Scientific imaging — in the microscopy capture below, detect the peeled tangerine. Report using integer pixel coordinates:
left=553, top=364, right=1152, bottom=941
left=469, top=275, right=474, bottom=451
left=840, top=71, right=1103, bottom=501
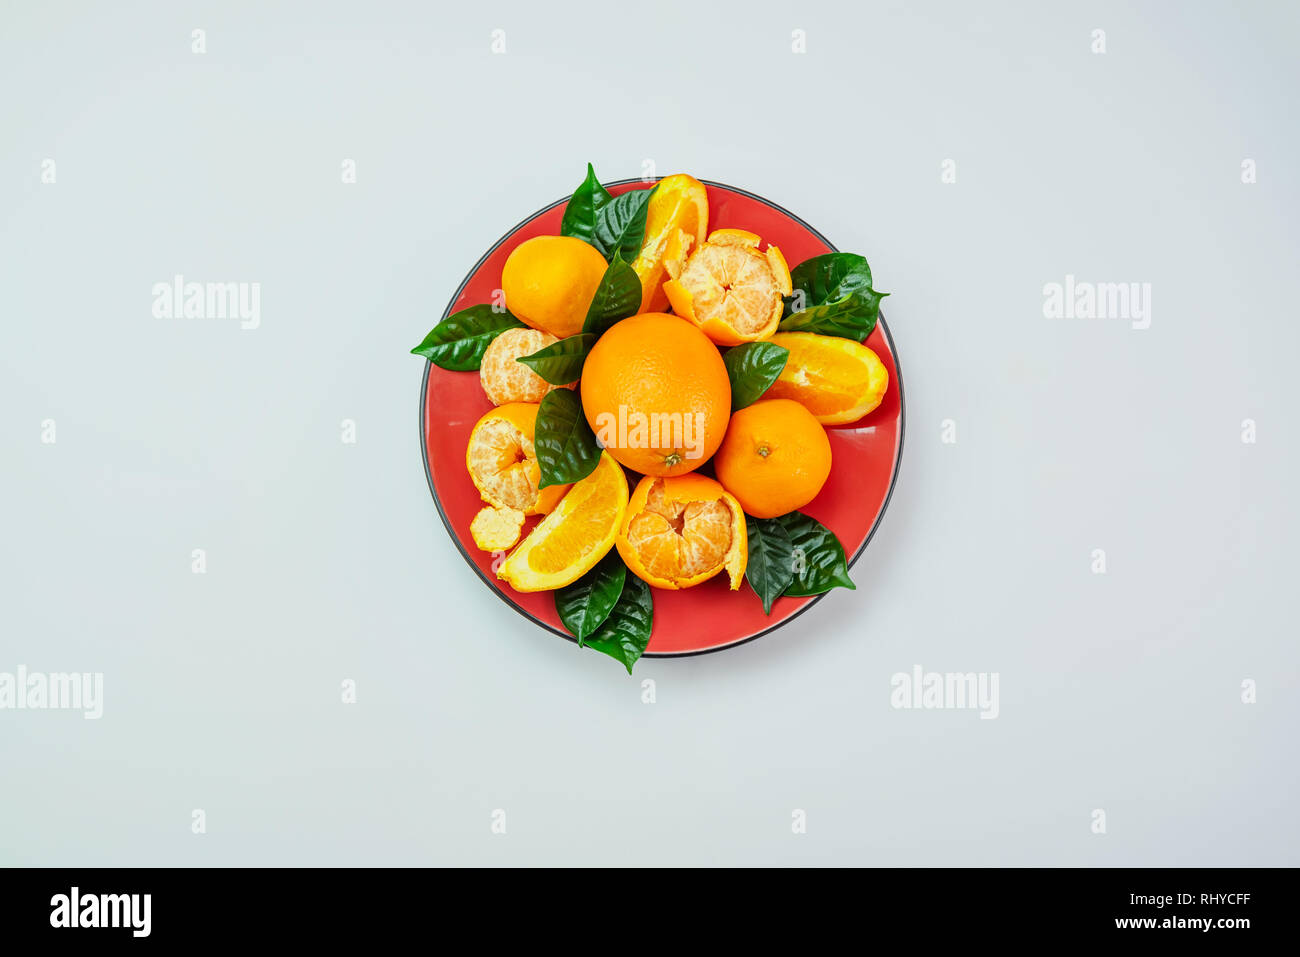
left=497, top=452, right=629, bottom=592
left=616, top=475, right=747, bottom=590
left=663, top=229, right=792, bottom=346
left=465, top=404, right=568, bottom=551
left=480, top=328, right=565, bottom=404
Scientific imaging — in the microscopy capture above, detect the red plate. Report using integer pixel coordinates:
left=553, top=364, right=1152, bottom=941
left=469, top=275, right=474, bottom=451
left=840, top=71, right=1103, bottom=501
left=419, top=180, right=904, bottom=656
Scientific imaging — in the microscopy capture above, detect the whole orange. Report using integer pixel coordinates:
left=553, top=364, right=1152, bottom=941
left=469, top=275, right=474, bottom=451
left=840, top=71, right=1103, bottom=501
left=714, top=398, right=832, bottom=518
left=501, top=236, right=608, bottom=339
left=580, top=313, right=731, bottom=477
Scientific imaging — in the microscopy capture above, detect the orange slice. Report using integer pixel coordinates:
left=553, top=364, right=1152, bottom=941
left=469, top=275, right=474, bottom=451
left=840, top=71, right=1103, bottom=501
left=616, top=474, right=747, bottom=590
left=766, top=332, right=890, bottom=425
left=465, top=403, right=568, bottom=515
left=497, top=451, right=629, bottom=592
left=663, top=229, right=791, bottom=346
left=480, top=327, right=565, bottom=404
left=470, top=505, right=525, bottom=551
left=631, top=174, right=709, bottom=313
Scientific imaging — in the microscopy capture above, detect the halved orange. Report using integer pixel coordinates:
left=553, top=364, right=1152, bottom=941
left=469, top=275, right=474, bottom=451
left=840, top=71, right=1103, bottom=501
left=766, top=332, right=890, bottom=425
left=497, top=451, right=630, bottom=592
left=631, top=174, right=709, bottom=313
left=662, top=229, right=791, bottom=346
left=465, top=403, right=568, bottom=515
left=616, top=474, right=746, bottom=590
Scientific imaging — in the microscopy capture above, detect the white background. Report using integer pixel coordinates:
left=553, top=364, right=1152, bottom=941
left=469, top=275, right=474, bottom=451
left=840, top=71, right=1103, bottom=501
left=1, top=0, right=1296, bottom=865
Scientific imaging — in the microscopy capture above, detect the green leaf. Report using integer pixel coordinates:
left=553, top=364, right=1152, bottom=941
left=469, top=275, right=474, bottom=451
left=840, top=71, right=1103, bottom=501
left=778, top=289, right=888, bottom=340
left=583, top=573, right=653, bottom=673
left=582, top=252, right=642, bottom=335
left=745, top=516, right=795, bottom=614
left=789, top=252, right=875, bottom=304
left=534, top=389, right=602, bottom=489
left=780, top=252, right=889, bottom=341
left=555, top=551, right=627, bottom=646
left=594, top=187, right=654, bottom=262
left=410, top=305, right=524, bottom=371
left=778, top=512, right=855, bottom=597
left=724, top=342, right=789, bottom=411
left=559, top=163, right=613, bottom=250
left=517, top=333, right=595, bottom=385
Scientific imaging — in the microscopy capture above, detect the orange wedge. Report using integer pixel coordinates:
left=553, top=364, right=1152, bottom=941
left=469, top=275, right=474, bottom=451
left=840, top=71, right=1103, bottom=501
left=631, top=174, right=709, bottom=313
left=663, top=229, right=791, bottom=346
left=616, top=474, right=746, bottom=590
left=497, top=451, right=629, bottom=592
left=465, top=403, right=568, bottom=515
left=765, top=332, right=890, bottom=425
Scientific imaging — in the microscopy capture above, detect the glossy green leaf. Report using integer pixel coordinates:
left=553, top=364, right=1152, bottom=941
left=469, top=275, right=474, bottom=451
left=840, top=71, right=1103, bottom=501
left=745, top=516, right=795, bottom=614
left=517, top=333, right=594, bottom=385
left=778, top=512, right=855, bottom=597
left=778, top=289, right=888, bottom=340
left=723, top=342, right=789, bottom=411
left=789, top=253, right=875, bottom=304
left=410, top=305, right=524, bottom=371
left=781, top=252, right=888, bottom=341
left=534, top=389, right=601, bottom=489
left=582, top=251, right=642, bottom=335
left=559, top=163, right=613, bottom=249
left=583, top=573, right=653, bottom=673
left=556, top=551, right=627, bottom=646
left=594, top=187, right=654, bottom=262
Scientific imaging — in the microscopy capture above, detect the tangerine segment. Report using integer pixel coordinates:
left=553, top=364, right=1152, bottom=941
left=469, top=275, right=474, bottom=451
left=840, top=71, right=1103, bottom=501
left=765, top=333, right=890, bottom=425
left=631, top=174, right=709, bottom=313
left=714, top=398, right=832, bottom=519
left=662, top=229, right=792, bottom=346
left=465, top=403, right=568, bottom=516
left=501, top=235, right=608, bottom=339
left=617, top=474, right=747, bottom=590
left=497, top=452, right=629, bottom=592
left=470, top=505, right=525, bottom=551
left=480, top=328, right=563, bottom=405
